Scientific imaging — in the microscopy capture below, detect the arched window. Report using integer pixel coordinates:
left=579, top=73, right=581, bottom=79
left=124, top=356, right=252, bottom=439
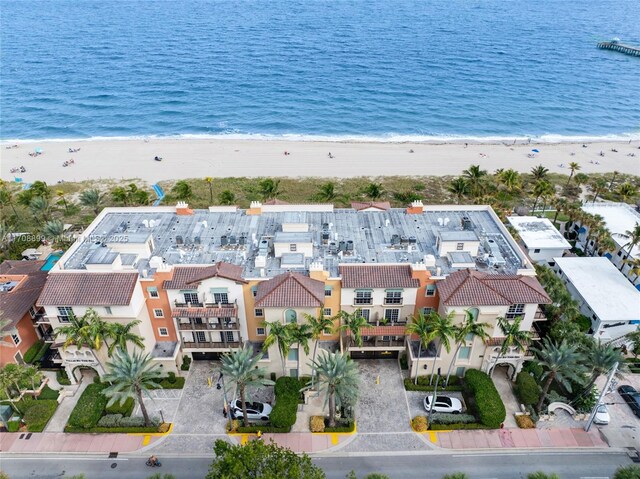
left=468, top=308, right=479, bottom=321
left=285, top=309, right=297, bottom=323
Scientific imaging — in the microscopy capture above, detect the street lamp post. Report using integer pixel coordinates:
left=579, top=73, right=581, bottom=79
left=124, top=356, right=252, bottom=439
left=585, top=361, right=618, bottom=432
left=217, top=371, right=232, bottom=430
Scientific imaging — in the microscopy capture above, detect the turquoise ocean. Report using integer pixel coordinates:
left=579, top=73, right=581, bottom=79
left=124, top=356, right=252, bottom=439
left=1, top=0, right=639, bottom=141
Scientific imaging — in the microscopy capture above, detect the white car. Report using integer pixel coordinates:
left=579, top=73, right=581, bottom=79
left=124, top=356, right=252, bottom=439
left=593, top=404, right=610, bottom=425
left=423, top=395, right=463, bottom=414
left=231, top=400, right=272, bottom=421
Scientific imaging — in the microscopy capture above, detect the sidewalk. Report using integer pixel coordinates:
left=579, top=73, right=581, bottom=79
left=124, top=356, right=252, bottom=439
left=230, top=431, right=355, bottom=453
left=0, top=432, right=161, bottom=454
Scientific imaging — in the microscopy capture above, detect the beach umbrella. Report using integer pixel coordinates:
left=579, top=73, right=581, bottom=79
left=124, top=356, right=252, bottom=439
left=35, top=147, right=43, bottom=153
left=531, top=149, right=539, bottom=153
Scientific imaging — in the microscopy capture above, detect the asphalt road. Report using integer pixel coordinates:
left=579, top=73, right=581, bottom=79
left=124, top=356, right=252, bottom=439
left=0, top=451, right=634, bottom=479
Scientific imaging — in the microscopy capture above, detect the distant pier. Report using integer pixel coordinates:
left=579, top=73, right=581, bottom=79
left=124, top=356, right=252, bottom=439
left=597, top=41, right=640, bottom=57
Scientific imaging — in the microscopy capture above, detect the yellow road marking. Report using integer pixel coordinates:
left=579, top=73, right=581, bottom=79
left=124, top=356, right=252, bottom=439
left=142, top=435, right=151, bottom=446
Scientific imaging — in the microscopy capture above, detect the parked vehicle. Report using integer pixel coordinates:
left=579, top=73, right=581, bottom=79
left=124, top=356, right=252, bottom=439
left=593, top=405, right=610, bottom=425
left=617, top=385, right=640, bottom=417
left=423, top=395, right=463, bottom=414
left=230, top=399, right=272, bottom=421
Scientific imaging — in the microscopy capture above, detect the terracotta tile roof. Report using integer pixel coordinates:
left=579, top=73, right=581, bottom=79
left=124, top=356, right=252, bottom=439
left=255, top=272, right=325, bottom=307
left=351, top=201, right=391, bottom=211
left=38, top=273, right=138, bottom=306
left=163, top=263, right=246, bottom=289
left=0, top=261, right=48, bottom=330
left=340, top=265, right=419, bottom=289
left=438, top=269, right=551, bottom=307
left=346, top=326, right=407, bottom=336
left=172, top=307, right=238, bottom=318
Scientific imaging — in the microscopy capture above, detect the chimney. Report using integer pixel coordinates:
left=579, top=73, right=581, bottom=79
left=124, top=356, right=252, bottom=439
left=248, top=201, right=262, bottom=216
left=176, top=201, right=194, bottom=216
left=309, top=261, right=328, bottom=280
left=406, top=200, right=424, bottom=215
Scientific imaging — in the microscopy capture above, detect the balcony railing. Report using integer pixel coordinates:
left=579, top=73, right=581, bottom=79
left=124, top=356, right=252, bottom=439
left=174, top=302, right=204, bottom=308
left=354, top=338, right=405, bottom=348
left=178, top=321, right=239, bottom=331
left=383, top=298, right=403, bottom=305
left=534, top=308, right=547, bottom=321
left=35, top=316, right=51, bottom=324
left=174, top=300, right=237, bottom=308
left=182, top=341, right=241, bottom=350
left=354, top=298, right=373, bottom=305
left=41, top=333, right=55, bottom=342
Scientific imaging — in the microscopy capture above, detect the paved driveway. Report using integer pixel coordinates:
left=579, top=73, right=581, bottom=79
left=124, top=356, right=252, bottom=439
left=406, top=390, right=467, bottom=421
left=595, top=373, right=640, bottom=448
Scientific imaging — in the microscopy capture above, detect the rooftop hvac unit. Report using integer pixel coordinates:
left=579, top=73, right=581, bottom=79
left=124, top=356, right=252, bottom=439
left=229, top=235, right=237, bottom=245
left=176, top=235, right=184, bottom=245
left=194, top=236, right=201, bottom=245
left=391, top=234, right=400, bottom=245
left=322, top=231, right=330, bottom=244
left=409, top=236, right=417, bottom=243
left=322, top=223, right=329, bottom=230
left=462, top=216, right=474, bottom=230
left=239, top=235, right=246, bottom=245
left=221, top=235, right=228, bottom=246
left=400, top=235, right=409, bottom=244
left=329, top=242, right=338, bottom=254
left=437, top=218, right=444, bottom=226
left=338, top=241, right=346, bottom=252
left=346, top=240, right=354, bottom=251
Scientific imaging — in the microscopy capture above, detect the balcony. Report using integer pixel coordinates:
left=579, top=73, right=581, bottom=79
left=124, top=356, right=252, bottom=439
left=534, top=307, right=547, bottom=321
left=360, top=338, right=405, bottom=348
left=182, top=341, right=241, bottom=350
left=353, top=298, right=373, bottom=306
left=178, top=320, right=239, bottom=331
left=172, top=303, right=238, bottom=319
left=42, top=333, right=55, bottom=343
left=35, top=316, right=52, bottom=324
left=383, top=298, right=403, bottom=305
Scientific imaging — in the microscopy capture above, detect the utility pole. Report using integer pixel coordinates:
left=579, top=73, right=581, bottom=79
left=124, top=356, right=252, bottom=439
left=217, top=371, right=232, bottom=431
left=585, top=361, right=618, bottom=432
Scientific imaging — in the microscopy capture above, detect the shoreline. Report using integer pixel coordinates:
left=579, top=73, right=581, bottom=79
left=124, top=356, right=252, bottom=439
left=2, top=137, right=639, bottom=184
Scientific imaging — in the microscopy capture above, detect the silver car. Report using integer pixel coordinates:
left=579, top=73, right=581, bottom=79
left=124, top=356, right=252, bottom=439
left=593, top=405, right=610, bottom=425
left=423, top=395, right=463, bottom=414
left=231, top=399, right=272, bottom=421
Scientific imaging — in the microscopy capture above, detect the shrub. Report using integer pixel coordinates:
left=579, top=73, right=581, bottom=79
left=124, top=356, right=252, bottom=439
left=105, top=397, right=134, bottom=416
left=323, top=419, right=355, bottom=433
left=37, top=385, right=60, bottom=401
left=180, top=355, right=191, bottom=371
left=575, top=315, right=591, bottom=333
left=515, top=372, right=540, bottom=407
left=430, top=423, right=486, bottom=430
left=399, top=353, right=408, bottom=370
left=158, top=376, right=185, bottom=389
left=527, top=473, right=560, bottom=479
left=404, top=376, right=463, bottom=392
left=118, top=416, right=149, bottom=427
left=411, top=416, right=428, bottom=432
left=167, top=372, right=177, bottom=384
left=464, top=370, right=506, bottom=429
left=93, top=375, right=101, bottom=384
left=522, top=361, right=543, bottom=380
left=310, top=416, right=325, bottom=433
left=443, top=474, right=469, bottom=479
left=56, top=369, right=71, bottom=386
left=67, top=383, right=108, bottom=429
left=33, top=343, right=51, bottom=363
left=515, top=414, right=535, bottom=429
left=23, top=341, right=45, bottom=364
left=7, top=420, right=21, bottom=432
left=23, top=400, right=58, bottom=432
left=270, top=377, right=301, bottom=429
left=613, top=465, right=640, bottom=479
left=430, top=413, right=476, bottom=425
left=97, top=414, right=123, bottom=427
left=158, top=422, right=171, bottom=433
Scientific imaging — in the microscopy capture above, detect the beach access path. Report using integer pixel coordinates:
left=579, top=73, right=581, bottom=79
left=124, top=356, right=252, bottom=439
left=2, top=138, right=639, bottom=184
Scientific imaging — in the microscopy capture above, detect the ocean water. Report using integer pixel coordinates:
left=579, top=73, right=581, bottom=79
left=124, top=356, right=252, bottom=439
left=1, top=0, right=639, bottom=141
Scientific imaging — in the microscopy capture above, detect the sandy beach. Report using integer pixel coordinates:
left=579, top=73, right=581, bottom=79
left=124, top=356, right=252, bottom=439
left=1, top=138, right=639, bottom=184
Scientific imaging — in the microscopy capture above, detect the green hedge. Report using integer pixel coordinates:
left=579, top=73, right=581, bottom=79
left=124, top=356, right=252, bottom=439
left=515, top=373, right=540, bottom=407
left=33, top=343, right=51, bottom=364
left=180, top=355, right=191, bottom=371
left=236, top=425, right=291, bottom=433
left=158, top=377, right=185, bottom=389
left=67, top=383, right=108, bottom=429
left=37, top=385, right=60, bottom=401
left=404, top=376, right=463, bottom=392
left=324, top=419, right=355, bottom=433
left=464, top=370, right=506, bottom=429
left=270, top=377, right=301, bottom=429
left=56, top=369, right=72, bottom=386
left=23, top=400, right=58, bottom=432
left=430, top=413, right=477, bottom=425
left=23, top=341, right=45, bottom=364
left=65, top=426, right=160, bottom=433
left=430, top=422, right=486, bottom=430
left=105, top=397, right=134, bottom=416
left=399, top=353, right=409, bottom=370
left=7, top=420, right=21, bottom=432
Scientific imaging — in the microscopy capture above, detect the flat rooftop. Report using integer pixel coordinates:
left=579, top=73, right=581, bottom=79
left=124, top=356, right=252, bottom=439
left=582, top=203, right=640, bottom=257
left=554, top=257, right=640, bottom=323
left=507, top=216, right=571, bottom=250
left=61, top=205, right=530, bottom=279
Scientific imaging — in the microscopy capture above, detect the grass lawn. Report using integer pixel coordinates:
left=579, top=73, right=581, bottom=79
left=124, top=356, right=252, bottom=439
left=543, top=210, right=570, bottom=222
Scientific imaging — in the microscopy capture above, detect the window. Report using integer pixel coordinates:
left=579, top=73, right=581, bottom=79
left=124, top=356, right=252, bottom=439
left=506, top=304, right=525, bottom=319
left=153, top=308, right=164, bottom=318
left=354, top=290, right=372, bottom=305
left=290, top=244, right=297, bottom=252
left=384, top=309, right=400, bottom=322
left=251, top=286, right=258, bottom=297
left=455, top=367, right=466, bottom=377
left=158, top=327, right=169, bottom=337
left=57, top=306, right=73, bottom=322
left=358, top=309, right=370, bottom=321
left=255, top=308, right=264, bottom=317
left=425, top=284, right=437, bottom=297
left=147, top=287, right=159, bottom=298
left=458, top=346, right=471, bottom=360
left=11, top=333, right=21, bottom=346
left=224, top=331, right=235, bottom=343
left=323, top=308, right=332, bottom=317
left=465, top=333, right=475, bottom=342
left=257, top=327, right=266, bottom=336
left=288, top=348, right=299, bottom=361
left=183, top=292, right=199, bottom=304
left=324, top=286, right=333, bottom=297
left=285, top=309, right=297, bottom=323
left=195, top=331, right=207, bottom=343
left=533, top=249, right=541, bottom=253
left=213, top=292, right=229, bottom=304
left=104, top=306, right=112, bottom=315
left=456, top=242, right=464, bottom=251
left=468, top=308, right=479, bottom=321
left=384, top=290, right=403, bottom=304
left=29, top=306, right=37, bottom=318
left=421, top=307, right=433, bottom=315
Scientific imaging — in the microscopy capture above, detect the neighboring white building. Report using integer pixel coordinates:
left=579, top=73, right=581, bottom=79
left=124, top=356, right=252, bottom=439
left=507, top=216, right=570, bottom=265
left=554, top=257, right=640, bottom=342
left=578, top=202, right=640, bottom=289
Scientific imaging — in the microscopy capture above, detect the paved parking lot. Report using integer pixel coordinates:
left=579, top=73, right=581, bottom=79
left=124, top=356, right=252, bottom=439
left=406, top=390, right=467, bottom=421
left=594, top=374, right=640, bottom=448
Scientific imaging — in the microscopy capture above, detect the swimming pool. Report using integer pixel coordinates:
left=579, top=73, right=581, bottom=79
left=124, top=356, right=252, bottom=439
left=41, top=252, right=62, bottom=271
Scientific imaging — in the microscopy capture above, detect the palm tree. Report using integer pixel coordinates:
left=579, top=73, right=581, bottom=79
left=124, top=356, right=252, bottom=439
left=566, top=162, right=581, bottom=186
left=425, top=311, right=456, bottom=384
left=588, top=178, right=607, bottom=204
left=444, top=310, right=490, bottom=386
left=56, top=190, right=69, bottom=214
left=530, top=165, right=549, bottom=181
left=79, top=188, right=104, bottom=214
left=262, top=321, right=293, bottom=377
left=539, top=183, right=556, bottom=216
left=582, top=340, right=624, bottom=395
left=218, top=190, right=236, bottom=205
left=258, top=178, right=281, bottom=200
left=573, top=173, right=589, bottom=187
left=24, top=365, right=42, bottom=392
left=551, top=197, right=568, bottom=224
left=608, top=170, right=619, bottom=190
left=0, top=188, right=19, bottom=218
left=626, top=329, right=640, bottom=358
left=406, top=312, right=433, bottom=385
left=106, top=320, right=145, bottom=357
left=462, top=165, right=487, bottom=197
left=29, top=196, right=50, bottom=223
left=304, top=311, right=335, bottom=388
left=316, top=182, right=337, bottom=201
left=498, top=169, right=521, bottom=193
left=308, top=351, right=360, bottom=427
left=620, top=223, right=640, bottom=263
left=624, top=257, right=640, bottom=281
left=220, top=344, right=274, bottom=427
left=42, top=219, right=64, bottom=241
left=531, top=338, right=586, bottom=412
left=111, top=186, right=129, bottom=205
left=55, top=309, right=108, bottom=373
left=531, top=180, right=552, bottom=213
left=205, top=177, right=214, bottom=204
left=290, top=323, right=313, bottom=379
left=102, top=349, right=163, bottom=427
left=490, top=316, right=531, bottom=377
left=363, top=182, right=384, bottom=200
left=29, top=181, right=50, bottom=199
left=172, top=180, right=193, bottom=201
left=447, top=178, right=469, bottom=204
left=339, top=310, right=369, bottom=348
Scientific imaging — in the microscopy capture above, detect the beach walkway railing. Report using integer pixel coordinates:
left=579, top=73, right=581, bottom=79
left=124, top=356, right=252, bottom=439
left=597, top=41, right=640, bottom=57
left=152, top=183, right=165, bottom=206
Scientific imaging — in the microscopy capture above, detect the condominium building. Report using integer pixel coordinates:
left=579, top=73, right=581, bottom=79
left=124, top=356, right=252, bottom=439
left=40, top=200, right=550, bottom=379
left=507, top=216, right=570, bottom=265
